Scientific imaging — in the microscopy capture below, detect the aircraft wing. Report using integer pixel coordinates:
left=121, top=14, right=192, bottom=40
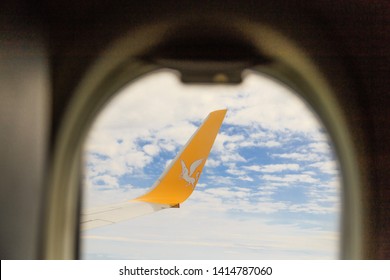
left=81, top=109, right=227, bottom=230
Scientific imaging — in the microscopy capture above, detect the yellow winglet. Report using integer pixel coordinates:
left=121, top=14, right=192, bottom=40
left=134, top=109, right=227, bottom=206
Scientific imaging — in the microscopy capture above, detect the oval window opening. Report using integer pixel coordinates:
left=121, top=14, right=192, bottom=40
left=81, top=70, right=341, bottom=259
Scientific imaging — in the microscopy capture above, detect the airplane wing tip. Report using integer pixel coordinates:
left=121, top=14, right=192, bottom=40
left=211, top=108, right=228, bottom=115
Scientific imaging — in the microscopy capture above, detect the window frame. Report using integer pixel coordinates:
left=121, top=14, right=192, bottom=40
left=43, top=21, right=364, bottom=260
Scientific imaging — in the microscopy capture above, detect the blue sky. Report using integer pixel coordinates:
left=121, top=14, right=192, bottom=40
left=81, top=71, right=340, bottom=259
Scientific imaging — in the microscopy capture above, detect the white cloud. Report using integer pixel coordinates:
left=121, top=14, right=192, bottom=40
left=226, top=168, right=247, bottom=176
left=237, top=175, right=254, bottom=182
left=309, top=142, right=333, bottom=154
left=142, top=144, right=160, bottom=156
left=241, top=139, right=282, bottom=148
left=81, top=208, right=338, bottom=259
left=205, top=175, right=235, bottom=186
left=273, top=152, right=321, bottom=162
left=225, top=163, right=250, bottom=178
left=159, top=141, right=176, bottom=152
left=90, top=174, right=119, bottom=189
left=262, top=174, right=318, bottom=184
left=212, top=133, right=245, bottom=152
left=82, top=184, right=146, bottom=209
left=310, top=160, right=339, bottom=175
left=220, top=153, right=247, bottom=163
left=205, top=158, right=221, bottom=168
left=288, top=203, right=338, bottom=214
left=244, top=163, right=300, bottom=173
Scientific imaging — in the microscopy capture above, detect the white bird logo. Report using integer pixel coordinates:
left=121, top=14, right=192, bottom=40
left=180, top=158, right=204, bottom=187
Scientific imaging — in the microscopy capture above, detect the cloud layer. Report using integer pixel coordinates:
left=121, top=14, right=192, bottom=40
left=81, top=71, right=341, bottom=259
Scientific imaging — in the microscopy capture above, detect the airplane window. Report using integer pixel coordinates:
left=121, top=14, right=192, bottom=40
left=80, top=70, right=340, bottom=259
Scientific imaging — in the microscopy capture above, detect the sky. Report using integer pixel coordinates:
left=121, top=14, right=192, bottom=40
left=80, top=70, right=340, bottom=259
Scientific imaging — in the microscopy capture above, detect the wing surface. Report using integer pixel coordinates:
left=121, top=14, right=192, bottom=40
left=81, top=201, right=171, bottom=230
